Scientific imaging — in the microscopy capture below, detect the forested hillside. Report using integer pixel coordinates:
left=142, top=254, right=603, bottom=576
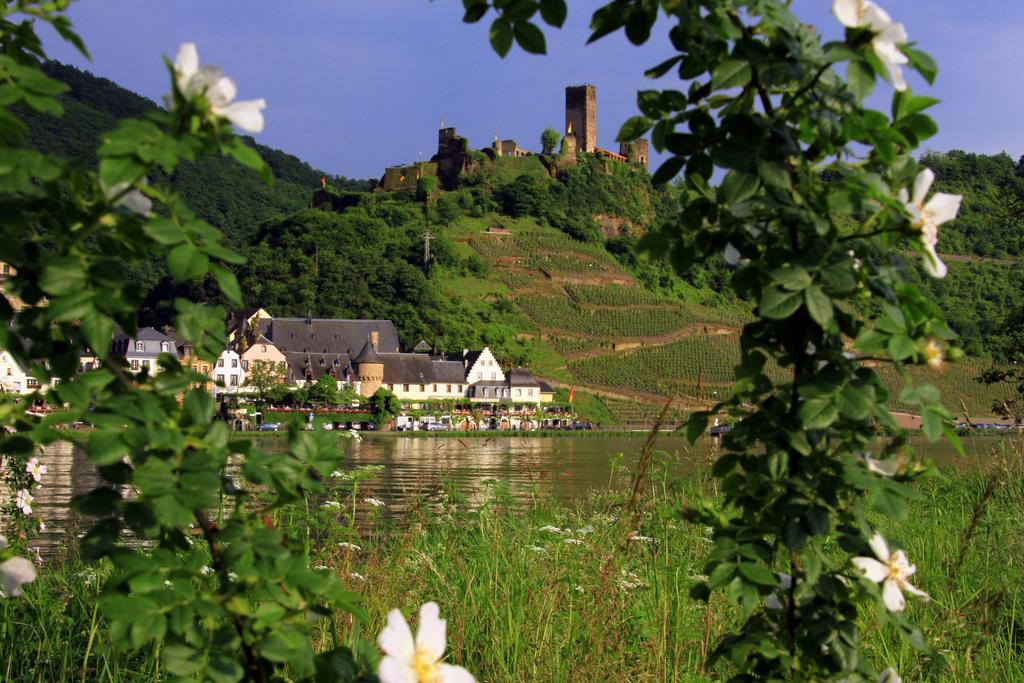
left=17, top=61, right=1023, bottom=420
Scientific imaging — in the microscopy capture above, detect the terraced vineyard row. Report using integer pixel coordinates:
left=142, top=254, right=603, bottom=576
left=547, top=336, right=609, bottom=357
left=470, top=229, right=620, bottom=264
left=572, top=337, right=1011, bottom=416
left=564, top=283, right=667, bottom=307
left=517, top=295, right=709, bottom=339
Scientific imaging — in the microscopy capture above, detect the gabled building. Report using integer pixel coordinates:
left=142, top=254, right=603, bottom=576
left=212, top=349, right=244, bottom=396
left=0, top=349, right=29, bottom=394
left=109, top=327, right=179, bottom=376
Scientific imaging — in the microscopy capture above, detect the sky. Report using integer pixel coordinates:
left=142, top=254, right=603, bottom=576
left=38, top=1, right=1024, bottom=180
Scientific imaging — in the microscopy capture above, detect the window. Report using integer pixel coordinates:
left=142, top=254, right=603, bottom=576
left=516, top=389, right=521, bottom=397
left=387, top=384, right=394, bottom=391
left=191, top=364, right=198, bottom=372
left=130, top=360, right=139, bottom=371
left=229, top=375, right=238, bottom=386
left=1, top=265, right=8, bottom=274
left=141, top=360, right=150, bottom=368
left=201, top=365, right=209, bottom=374
left=216, top=374, right=224, bottom=383
left=135, top=341, right=144, bottom=352
left=490, top=372, right=496, bottom=380
left=403, top=384, right=410, bottom=392
left=160, top=342, right=169, bottom=352
left=5, top=368, right=9, bottom=376
left=419, top=384, right=425, bottom=392
left=446, top=384, right=452, bottom=393
left=458, top=385, right=463, bottom=393
left=231, top=358, right=238, bottom=368
left=433, top=384, right=437, bottom=392
left=217, top=359, right=224, bottom=367
left=242, top=360, right=249, bottom=370
left=26, top=378, right=38, bottom=388
left=261, top=345, right=267, bottom=352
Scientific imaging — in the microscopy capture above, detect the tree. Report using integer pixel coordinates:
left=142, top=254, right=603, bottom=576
left=368, top=387, right=401, bottom=425
left=307, top=373, right=340, bottom=407
left=979, top=307, right=1024, bottom=423
left=244, top=359, right=285, bottom=406
left=540, top=127, right=560, bottom=155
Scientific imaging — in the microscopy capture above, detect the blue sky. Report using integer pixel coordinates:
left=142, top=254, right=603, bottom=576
left=40, top=1, right=1024, bottom=179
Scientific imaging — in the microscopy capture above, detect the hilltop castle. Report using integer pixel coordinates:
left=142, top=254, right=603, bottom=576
left=378, top=84, right=649, bottom=192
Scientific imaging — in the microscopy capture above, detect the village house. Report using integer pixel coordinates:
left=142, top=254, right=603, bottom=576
left=212, top=348, right=244, bottom=396
left=109, top=327, right=179, bottom=376
left=0, top=349, right=29, bottom=394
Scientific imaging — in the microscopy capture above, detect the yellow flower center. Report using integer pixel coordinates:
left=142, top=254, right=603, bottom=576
left=413, top=649, right=442, bottom=683
left=924, top=340, right=943, bottom=369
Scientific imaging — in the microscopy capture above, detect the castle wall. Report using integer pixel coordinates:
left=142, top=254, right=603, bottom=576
left=619, top=138, right=650, bottom=169
left=565, top=85, right=597, bottom=153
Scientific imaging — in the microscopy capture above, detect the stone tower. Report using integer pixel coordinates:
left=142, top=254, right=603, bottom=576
left=354, top=335, right=384, bottom=398
left=562, top=122, right=577, bottom=157
left=565, top=85, right=597, bottom=154
left=619, top=138, right=650, bottom=169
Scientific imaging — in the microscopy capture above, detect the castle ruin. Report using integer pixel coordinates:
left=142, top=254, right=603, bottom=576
left=377, top=84, right=648, bottom=192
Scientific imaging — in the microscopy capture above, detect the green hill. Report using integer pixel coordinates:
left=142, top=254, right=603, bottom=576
left=17, top=62, right=1022, bottom=424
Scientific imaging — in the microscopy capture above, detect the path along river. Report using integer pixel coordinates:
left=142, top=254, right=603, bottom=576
left=16, top=432, right=1018, bottom=553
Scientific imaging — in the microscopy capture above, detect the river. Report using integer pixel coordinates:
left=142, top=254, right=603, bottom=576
left=16, top=432, right=1017, bottom=553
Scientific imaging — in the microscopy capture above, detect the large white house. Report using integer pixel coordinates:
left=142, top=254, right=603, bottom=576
left=0, top=350, right=29, bottom=394
left=212, top=349, right=245, bottom=396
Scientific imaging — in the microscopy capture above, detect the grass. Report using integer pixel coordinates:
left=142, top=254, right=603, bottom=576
left=3, top=441, right=1023, bottom=681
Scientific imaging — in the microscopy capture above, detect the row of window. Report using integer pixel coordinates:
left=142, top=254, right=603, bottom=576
left=386, top=383, right=464, bottom=394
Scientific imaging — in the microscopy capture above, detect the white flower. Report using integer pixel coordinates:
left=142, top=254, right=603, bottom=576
left=25, top=457, right=47, bottom=483
left=878, top=668, right=902, bottom=683
left=923, top=338, right=944, bottom=369
left=322, top=500, right=342, bottom=509
left=38, top=520, right=45, bottom=532
left=101, top=179, right=153, bottom=216
left=862, top=452, right=904, bottom=477
left=629, top=534, right=656, bottom=544
left=348, top=572, right=367, bottom=582
left=832, top=0, right=909, bottom=91
left=339, top=542, right=362, bottom=552
left=365, top=497, right=386, bottom=507
left=199, top=565, right=214, bottom=576
left=537, top=525, right=562, bottom=533
left=377, top=602, right=475, bottom=683
left=563, top=538, right=583, bottom=545
left=723, top=243, right=741, bottom=266
left=899, top=168, right=961, bottom=279
left=526, top=545, right=547, bottom=554
left=348, top=429, right=363, bottom=443
left=172, top=43, right=266, bottom=133
left=227, top=571, right=239, bottom=582
left=852, top=533, right=929, bottom=611
left=0, top=556, right=37, bottom=598
left=576, top=525, right=594, bottom=535
left=15, top=489, right=33, bottom=515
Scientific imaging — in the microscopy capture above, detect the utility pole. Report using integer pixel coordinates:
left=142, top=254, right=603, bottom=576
left=422, top=230, right=434, bottom=268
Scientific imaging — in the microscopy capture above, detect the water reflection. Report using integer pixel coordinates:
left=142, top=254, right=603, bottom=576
left=11, top=432, right=1014, bottom=554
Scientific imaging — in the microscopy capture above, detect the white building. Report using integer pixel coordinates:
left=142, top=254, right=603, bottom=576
left=212, top=349, right=245, bottom=396
left=0, top=350, right=29, bottom=394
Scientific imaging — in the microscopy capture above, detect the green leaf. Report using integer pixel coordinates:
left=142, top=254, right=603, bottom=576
left=39, top=257, right=87, bottom=296
left=88, top=431, right=129, bottom=466
left=770, top=265, right=811, bottom=292
left=513, top=21, right=547, bottom=54
left=738, top=562, right=777, bottom=587
left=759, top=287, right=803, bottom=319
left=904, top=46, right=937, bottom=84
left=888, top=334, right=914, bottom=361
left=539, top=0, right=567, bottom=27
left=921, top=406, right=945, bottom=441
left=99, top=155, right=143, bottom=188
left=617, top=115, right=651, bottom=143
left=847, top=60, right=876, bottom=100
left=651, top=156, right=684, bottom=186
left=719, top=170, right=760, bottom=205
left=163, top=644, right=204, bottom=676
left=757, top=159, right=790, bottom=190
left=712, top=60, right=752, bottom=90
left=489, top=17, right=513, bottom=57
left=80, top=311, right=114, bottom=360
left=799, top=397, right=838, bottom=429
left=210, top=263, right=242, bottom=304
left=838, top=384, right=871, bottom=420
left=167, top=244, right=210, bottom=280
left=227, top=140, right=272, bottom=184
left=804, top=285, right=834, bottom=326
left=142, top=218, right=186, bottom=246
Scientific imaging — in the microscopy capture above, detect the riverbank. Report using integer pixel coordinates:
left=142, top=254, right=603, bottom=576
left=3, top=452, right=1022, bottom=681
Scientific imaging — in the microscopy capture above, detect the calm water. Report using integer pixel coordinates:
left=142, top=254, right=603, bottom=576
left=17, top=433, right=1016, bottom=552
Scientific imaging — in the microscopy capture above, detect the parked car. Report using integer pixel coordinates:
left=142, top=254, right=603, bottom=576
left=362, top=421, right=378, bottom=431
left=256, top=422, right=281, bottom=432
left=570, top=422, right=594, bottom=431
left=709, top=424, right=730, bottom=436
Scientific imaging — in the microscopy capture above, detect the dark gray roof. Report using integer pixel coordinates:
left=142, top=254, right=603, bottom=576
left=284, top=351, right=354, bottom=383
left=379, top=353, right=435, bottom=384
left=538, top=381, right=554, bottom=393
left=413, top=340, right=432, bottom=353
left=269, top=318, right=399, bottom=356
left=470, top=380, right=506, bottom=387
left=508, top=368, right=540, bottom=387
left=431, top=360, right=467, bottom=383
left=112, top=326, right=172, bottom=343
left=353, top=337, right=381, bottom=364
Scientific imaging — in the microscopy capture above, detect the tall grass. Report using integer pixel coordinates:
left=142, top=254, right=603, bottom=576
left=2, top=444, right=1022, bottom=681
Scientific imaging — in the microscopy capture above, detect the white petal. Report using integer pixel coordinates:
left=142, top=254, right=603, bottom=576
left=775, top=572, right=793, bottom=591
left=852, top=557, right=888, bottom=583
left=878, top=668, right=902, bottom=683
left=868, top=533, right=890, bottom=562
left=882, top=578, right=906, bottom=611
left=216, top=99, right=266, bottom=134
left=765, top=594, right=784, bottom=610
left=118, top=190, right=153, bottom=217
left=832, top=0, right=863, bottom=28
left=863, top=2, right=893, bottom=31
left=925, top=192, right=962, bottom=226
left=440, top=664, right=477, bottom=683
left=902, top=580, right=929, bottom=601
left=1, top=557, right=37, bottom=597
left=208, top=75, right=237, bottom=108
left=922, top=242, right=947, bottom=278
left=378, top=656, right=417, bottom=683
left=175, top=43, right=199, bottom=79
left=416, top=601, right=447, bottom=662
left=378, top=609, right=415, bottom=662
left=723, top=243, right=740, bottom=265
left=864, top=455, right=900, bottom=477
left=912, top=169, right=935, bottom=208
left=877, top=20, right=908, bottom=46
